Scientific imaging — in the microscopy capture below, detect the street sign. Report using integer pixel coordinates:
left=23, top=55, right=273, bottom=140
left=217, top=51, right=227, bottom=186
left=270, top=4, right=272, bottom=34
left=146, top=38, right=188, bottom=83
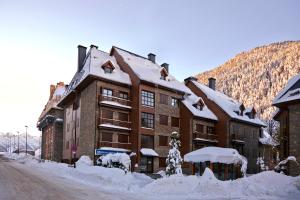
left=94, top=148, right=129, bottom=155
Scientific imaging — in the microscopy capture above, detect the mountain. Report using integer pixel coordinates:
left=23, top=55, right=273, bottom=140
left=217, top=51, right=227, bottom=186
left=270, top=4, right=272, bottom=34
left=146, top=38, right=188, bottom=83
left=0, top=132, right=40, bottom=152
left=196, top=41, right=300, bottom=120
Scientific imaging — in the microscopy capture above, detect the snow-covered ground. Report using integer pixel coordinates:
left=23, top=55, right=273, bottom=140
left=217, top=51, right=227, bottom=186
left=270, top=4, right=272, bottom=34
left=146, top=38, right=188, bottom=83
left=4, top=153, right=300, bottom=200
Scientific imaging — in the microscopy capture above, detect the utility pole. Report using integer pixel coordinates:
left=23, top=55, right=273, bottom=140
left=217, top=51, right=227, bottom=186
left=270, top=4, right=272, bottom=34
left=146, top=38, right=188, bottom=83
left=25, top=125, right=28, bottom=155
left=17, top=131, right=20, bottom=154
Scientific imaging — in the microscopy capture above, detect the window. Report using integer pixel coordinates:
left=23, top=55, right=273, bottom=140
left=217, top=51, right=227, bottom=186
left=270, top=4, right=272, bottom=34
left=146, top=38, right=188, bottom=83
left=160, top=75, right=166, bottom=80
left=118, top=134, right=129, bottom=143
left=159, top=93, right=169, bottom=105
left=159, top=136, right=168, bottom=146
left=104, top=67, right=113, bottom=74
left=66, top=141, right=69, bottom=149
left=119, top=92, right=128, bottom=100
left=159, top=115, right=168, bottom=125
left=102, top=110, right=113, bottom=119
left=118, top=112, right=128, bottom=122
left=141, top=135, right=154, bottom=148
left=207, top=127, right=214, bottom=134
left=101, top=132, right=113, bottom=142
left=171, top=117, right=179, bottom=127
left=141, top=112, right=154, bottom=128
left=171, top=98, right=178, bottom=107
left=159, top=157, right=167, bottom=167
left=102, top=88, right=113, bottom=97
left=141, top=90, right=155, bottom=107
left=196, top=124, right=204, bottom=133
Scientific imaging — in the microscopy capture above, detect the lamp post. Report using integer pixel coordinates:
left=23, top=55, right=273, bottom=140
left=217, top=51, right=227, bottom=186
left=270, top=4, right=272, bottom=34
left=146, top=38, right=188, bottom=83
left=17, top=131, right=20, bottom=154
left=25, top=125, right=28, bottom=155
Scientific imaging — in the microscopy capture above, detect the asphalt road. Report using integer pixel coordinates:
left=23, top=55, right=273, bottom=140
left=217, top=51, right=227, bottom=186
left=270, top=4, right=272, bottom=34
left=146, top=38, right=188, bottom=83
left=0, top=154, right=131, bottom=200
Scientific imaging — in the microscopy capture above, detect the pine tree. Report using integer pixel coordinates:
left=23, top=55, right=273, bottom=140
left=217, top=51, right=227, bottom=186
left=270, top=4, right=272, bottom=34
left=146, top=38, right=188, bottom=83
left=166, top=131, right=183, bottom=176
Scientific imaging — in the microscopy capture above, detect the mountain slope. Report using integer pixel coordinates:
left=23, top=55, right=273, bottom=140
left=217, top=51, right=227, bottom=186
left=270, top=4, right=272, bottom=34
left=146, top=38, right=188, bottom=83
left=196, top=41, right=300, bottom=120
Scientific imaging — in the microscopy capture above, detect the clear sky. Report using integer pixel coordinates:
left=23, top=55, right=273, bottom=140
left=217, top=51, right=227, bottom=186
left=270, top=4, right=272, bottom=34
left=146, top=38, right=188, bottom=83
left=0, top=0, right=299, bottom=136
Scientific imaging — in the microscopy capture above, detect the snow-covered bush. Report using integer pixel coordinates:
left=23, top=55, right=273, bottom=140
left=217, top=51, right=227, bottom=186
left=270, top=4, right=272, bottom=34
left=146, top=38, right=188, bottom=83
left=274, top=156, right=299, bottom=174
left=97, top=153, right=131, bottom=173
left=257, top=157, right=267, bottom=171
left=166, top=131, right=183, bottom=176
left=76, top=155, right=93, bottom=167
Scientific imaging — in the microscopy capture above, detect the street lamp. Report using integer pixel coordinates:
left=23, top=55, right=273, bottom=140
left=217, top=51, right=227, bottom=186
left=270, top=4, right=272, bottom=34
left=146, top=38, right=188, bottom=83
left=17, top=131, right=20, bottom=154
left=25, top=125, right=28, bottom=155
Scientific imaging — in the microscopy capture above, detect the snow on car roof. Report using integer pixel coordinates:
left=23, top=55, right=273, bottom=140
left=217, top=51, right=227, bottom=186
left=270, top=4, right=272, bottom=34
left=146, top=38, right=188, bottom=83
left=114, top=47, right=191, bottom=94
left=191, top=80, right=265, bottom=126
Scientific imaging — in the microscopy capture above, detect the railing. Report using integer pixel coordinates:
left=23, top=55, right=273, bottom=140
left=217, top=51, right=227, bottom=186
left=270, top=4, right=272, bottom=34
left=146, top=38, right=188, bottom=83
left=98, top=94, right=132, bottom=107
left=193, top=132, right=218, bottom=141
left=98, top=117, right=131, bottom=129
left=99, top=141, right=131, bottom=150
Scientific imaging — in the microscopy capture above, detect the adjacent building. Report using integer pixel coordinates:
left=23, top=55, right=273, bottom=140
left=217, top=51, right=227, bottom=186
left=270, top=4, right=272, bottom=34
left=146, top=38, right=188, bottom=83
left=184, top=77, right=266, bottom=174
left=273, top=73, right=300, bottom=176
left=37, top=82, right=66, bottom=162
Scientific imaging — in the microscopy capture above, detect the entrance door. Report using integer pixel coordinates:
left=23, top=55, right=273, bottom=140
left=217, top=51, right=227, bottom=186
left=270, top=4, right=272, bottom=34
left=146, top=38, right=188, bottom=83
left=140, top=156, right=153, bottom=173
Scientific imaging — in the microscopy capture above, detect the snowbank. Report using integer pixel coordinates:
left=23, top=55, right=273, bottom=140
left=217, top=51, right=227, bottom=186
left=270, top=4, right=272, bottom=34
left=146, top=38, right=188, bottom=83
left=4, top=154, right=300, bottom=200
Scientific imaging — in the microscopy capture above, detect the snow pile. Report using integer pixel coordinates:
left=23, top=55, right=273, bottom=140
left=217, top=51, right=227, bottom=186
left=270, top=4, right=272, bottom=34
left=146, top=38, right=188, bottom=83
left=76, top=155, right=93, bottom=167
left=275, top=156, right=299, bottom=173
left=259, top=128, right=278, bottom=146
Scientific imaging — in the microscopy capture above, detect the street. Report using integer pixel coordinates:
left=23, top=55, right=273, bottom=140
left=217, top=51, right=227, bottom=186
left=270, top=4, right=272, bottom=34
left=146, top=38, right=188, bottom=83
left=0, top=154, right=132, bottom=200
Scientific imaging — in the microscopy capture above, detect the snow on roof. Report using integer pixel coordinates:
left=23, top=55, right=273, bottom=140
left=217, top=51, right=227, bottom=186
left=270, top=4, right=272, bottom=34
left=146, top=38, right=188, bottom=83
left=38, top=84, right=66, bottom=121
left=114, top=47, right=191, bottom=94
left=99, top=123, right=131, bottom=131
left=100, top=101, right=132, bottom=109
left=191, top=80, right=265, bottom=126
left=273, top=73, right=300, bottom=105
left=140, top=148, right=159, bottom=157
left=62, top=46, right=131, bottom=99
left=182, top=89, right=218, bottom=121
left=259, top=129, right=278, bottom=146
left=184, top=147, right=247, bottom=165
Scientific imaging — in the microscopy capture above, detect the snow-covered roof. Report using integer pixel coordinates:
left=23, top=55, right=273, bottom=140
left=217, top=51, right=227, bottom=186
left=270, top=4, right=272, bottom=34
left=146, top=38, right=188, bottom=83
left=184, top=147, right=246, bottom=165
left=114, top=47, right=191, bottom=94
left=62, top=46, right=131, bottom=99
left=140, top=148, right=159, bottom=157
left=38, top=83, right=66, bottom=121
left=182, top=89, right=218, bottom=121
left=259, top=129, right=278, bottom=146
left=191, top=80, right=265, bottom=126
left=273, top=74, right=300, bottom=105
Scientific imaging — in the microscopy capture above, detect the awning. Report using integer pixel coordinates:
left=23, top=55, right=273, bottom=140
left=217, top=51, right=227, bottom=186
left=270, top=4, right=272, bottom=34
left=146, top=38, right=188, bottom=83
left=140, top=148, right=159, bottom=157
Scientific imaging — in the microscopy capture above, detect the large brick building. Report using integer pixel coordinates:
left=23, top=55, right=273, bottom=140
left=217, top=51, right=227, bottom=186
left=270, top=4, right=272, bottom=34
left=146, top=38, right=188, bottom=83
left=37, top=82, right=66, bottom=162
left=184, top=77, right=266, bottom=174
left=273, top=73, right=300, bottom=176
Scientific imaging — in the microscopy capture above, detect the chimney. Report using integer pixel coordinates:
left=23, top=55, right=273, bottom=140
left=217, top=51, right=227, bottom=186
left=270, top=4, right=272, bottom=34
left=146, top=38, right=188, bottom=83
left=49, top=85, right=56, bottom=100
left=148, top=53, right=156, bottom=63
left=90, top=44, right=98, bottom=49
left=208, top=77, right=216, bottom=90
left=161, top=63, right=169, bottom=73
left=77, top=45, right=87, bottom=72
left=184, top=76, right=198, bottom=84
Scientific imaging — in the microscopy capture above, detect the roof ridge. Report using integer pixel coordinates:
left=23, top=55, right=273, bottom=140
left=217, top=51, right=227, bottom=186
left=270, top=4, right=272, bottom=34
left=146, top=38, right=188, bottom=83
left=113, top=46, right=148, bottom=60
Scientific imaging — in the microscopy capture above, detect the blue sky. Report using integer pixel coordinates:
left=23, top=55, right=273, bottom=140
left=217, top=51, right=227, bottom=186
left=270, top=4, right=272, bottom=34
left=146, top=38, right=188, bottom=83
left=0, top=0, right=299, bottom=135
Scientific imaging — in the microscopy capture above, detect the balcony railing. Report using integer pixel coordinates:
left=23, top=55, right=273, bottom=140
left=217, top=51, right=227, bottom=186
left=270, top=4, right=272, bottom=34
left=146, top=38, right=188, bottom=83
left=98, top=117, right=131, bottom=129
left=98, top=94, right=132, bottom=107
left=193, top=132, right=218, bottom=141
left=99, top=141, right=131, bottom=150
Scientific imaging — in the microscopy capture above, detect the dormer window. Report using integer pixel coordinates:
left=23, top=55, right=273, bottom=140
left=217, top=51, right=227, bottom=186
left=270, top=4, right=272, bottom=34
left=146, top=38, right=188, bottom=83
left=160, top=67, right=168, bottom=80
left=239, top=104, right=245, bottom=116
left=246, top=107, right=256, bottom=119
left=193, top=98, right=205, bottom=111
left=101, top=60, right=115, bottom=74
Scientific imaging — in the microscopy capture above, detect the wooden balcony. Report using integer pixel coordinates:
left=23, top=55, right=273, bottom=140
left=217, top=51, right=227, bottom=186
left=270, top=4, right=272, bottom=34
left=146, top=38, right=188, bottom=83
left=99, top=141, right=131, bottom=150
left=98, top=117, right=131, bottom=129
left=193, top=132, right=218, bottom=142
left=98, top=94, right=132, bottom=107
